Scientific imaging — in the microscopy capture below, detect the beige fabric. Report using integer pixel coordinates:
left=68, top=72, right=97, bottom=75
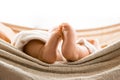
left=0, top=37, right=120, bottom=80
left=0, top=22, right=120, bottom=80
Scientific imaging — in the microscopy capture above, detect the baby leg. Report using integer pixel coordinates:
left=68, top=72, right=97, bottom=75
left=61, top=23, right=90, bottom=61
left=23, top=27, right=63, bottom=64
left=38, top=26, right=63, bottom=63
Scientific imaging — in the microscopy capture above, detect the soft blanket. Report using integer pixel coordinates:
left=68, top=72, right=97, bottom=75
left=0, top=35, right=120, bottom=80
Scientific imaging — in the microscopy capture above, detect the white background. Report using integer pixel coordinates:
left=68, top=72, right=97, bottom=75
left=0, top=0, right=120, bottom=29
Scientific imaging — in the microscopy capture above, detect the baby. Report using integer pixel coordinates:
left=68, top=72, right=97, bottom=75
left=0, top=23, right=100, bottom=64
left=19, top=23, right=100, bottom=63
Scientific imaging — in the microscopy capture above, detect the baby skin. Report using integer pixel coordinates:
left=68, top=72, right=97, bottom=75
left=23, top=23, right=99, bottom=63
left=61, top=23, right=90, bottom=61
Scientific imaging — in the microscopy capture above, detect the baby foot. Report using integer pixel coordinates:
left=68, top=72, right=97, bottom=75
left=38, top=26, right=62, bottom=63
left=49, top=26, right=62, bottom=39
left=60, top=23, right=77, bottom=41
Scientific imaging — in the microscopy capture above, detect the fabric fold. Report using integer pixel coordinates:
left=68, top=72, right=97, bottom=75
left=0, top=38, right=120, bottom=80
left=11, top=30, right=49, bottom=51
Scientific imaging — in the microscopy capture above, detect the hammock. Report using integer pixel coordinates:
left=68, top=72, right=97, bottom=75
left=0, top=22, right=120, bottom=80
